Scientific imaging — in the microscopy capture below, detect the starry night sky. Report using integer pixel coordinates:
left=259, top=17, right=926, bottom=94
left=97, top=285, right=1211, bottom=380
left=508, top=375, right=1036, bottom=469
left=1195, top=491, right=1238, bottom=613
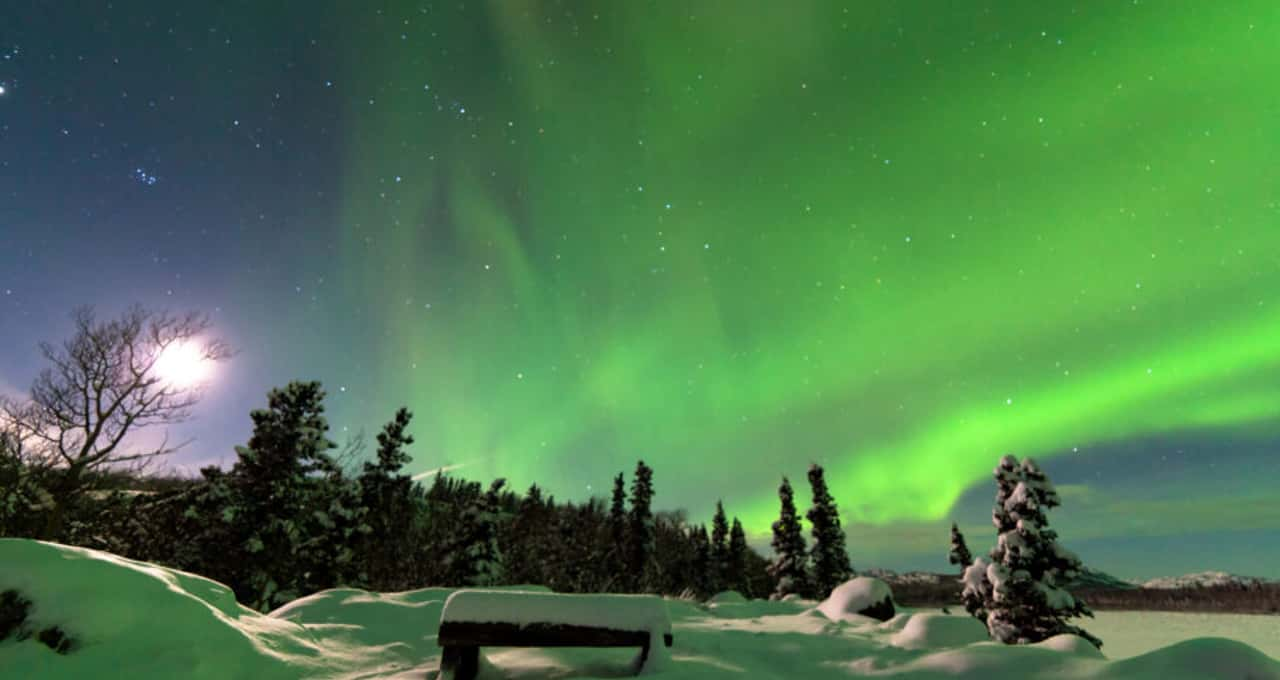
left=2, top=2, right=1279, bottom=579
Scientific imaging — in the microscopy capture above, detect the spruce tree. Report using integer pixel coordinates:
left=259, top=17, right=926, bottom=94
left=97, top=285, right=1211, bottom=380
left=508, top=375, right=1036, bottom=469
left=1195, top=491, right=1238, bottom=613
left=726, top=517, right=749, bottom=596
left=504, top=484, right=552, bottom=586
left=608, top=472, right=629, bottom=588
left=627, top=460, right=655, bottom=592
left=709, top=500, right=730, bottom=593
left=768, top=476, right=810, bottom=600
left=949, top=522, right=973, bottom=572
left=968, top=455, right=1102, bottom=649
left=806, top=463, right=854, bottom=599
left=358, top=407, right=416, bottom=590
left=455, top=478, right=506, bottom=587
left=690, top=524, right=712, bottom=598
left=227, top=381, right=341, bottom=611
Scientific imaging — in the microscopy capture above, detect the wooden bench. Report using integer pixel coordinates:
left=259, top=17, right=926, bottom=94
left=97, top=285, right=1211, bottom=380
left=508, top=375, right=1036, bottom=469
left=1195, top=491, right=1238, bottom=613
left=436, top=590, right=674, bottom=680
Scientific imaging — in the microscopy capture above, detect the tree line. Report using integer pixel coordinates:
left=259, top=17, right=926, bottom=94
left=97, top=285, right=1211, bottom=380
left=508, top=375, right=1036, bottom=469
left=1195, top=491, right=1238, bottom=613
left=3, top=305, right=1102, bottom=652
left=0, top=306, right=862, bottom=613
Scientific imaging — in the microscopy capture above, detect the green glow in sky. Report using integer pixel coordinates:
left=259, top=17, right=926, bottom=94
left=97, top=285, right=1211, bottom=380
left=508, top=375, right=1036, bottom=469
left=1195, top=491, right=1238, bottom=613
left=327, top=2, right=1280, bottom=540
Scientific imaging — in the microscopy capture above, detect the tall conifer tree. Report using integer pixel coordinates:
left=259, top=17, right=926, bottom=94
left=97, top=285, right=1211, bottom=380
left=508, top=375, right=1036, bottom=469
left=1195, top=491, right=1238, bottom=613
left=727, top=517, right=749, bottom=596
left=805, top=463, right=854, bottom=599
left=768, top=476, right=810, bottom=600
left=627, top=461, right=655, bottom=591
left=709, top=500, right=730, bottom=593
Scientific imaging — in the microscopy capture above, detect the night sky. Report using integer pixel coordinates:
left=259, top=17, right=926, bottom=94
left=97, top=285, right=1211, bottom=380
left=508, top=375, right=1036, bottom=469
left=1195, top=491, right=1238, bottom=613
left=3, top=2, right=1278, bottom=579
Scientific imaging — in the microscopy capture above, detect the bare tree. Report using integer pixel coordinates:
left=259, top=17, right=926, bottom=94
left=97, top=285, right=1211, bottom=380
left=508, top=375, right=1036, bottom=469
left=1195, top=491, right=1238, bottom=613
left=1, top=305, right=230, bottom=539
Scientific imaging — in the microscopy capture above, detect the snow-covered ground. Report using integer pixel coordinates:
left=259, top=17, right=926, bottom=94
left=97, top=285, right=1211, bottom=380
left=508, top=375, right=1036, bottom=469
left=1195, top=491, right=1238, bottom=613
left=3, top=539, right=1279, bottom=679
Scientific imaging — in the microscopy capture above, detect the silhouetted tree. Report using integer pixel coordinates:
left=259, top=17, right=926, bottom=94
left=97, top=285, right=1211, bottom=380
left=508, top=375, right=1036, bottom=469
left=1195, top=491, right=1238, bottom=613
left=690, top=524, right=712, bottom=598
left=608, top=472, right=628, bottom=585
left=358, top=407, right=416, bottom=590
left=454, top=478, right=507, bottom=587
left=627, top=461, right=655, bottom=591
left=0, top=306, right=229, bottom=540
left=949, top=522, right=973, bottom=572
left=768, top=476, right=810, bottom=600
left=806, top=464, right=854, bottom=599
left=726, top=517, right=748, bottom=595
left=709, top=500, right=730, bottom=593
left=226, top=381, right=344, bottom=611
left=503, top=484, right=555, bottom=586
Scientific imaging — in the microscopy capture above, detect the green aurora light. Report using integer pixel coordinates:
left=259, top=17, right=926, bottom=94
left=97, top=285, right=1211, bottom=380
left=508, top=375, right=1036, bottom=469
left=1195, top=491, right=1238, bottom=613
left=320, top=2, right=1279, bottom=538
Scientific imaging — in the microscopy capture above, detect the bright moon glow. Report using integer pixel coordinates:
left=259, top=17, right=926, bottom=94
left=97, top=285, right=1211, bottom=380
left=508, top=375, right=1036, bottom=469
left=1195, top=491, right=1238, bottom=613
left=153, top=342, right=212, bottom=388
left=0, top=85, right=6, bottom=95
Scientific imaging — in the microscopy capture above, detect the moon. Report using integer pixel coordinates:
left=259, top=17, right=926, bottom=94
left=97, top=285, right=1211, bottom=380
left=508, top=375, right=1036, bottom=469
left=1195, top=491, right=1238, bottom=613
left=153, top=341, right=214, bottom=388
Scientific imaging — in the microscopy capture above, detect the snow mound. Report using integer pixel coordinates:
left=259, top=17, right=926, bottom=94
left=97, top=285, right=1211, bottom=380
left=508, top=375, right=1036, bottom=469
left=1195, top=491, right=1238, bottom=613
left=816, top=577, right=895, bottom=622
left=0, top=539, right=314, bottom=679
left=1103, top=637, right=1280, bottom=679
left=708, top=590, right=747, bottom=604
left=4, top=540, right=1280, bottom=680
left=1033, top=633, right=1106, bottom=658
left=890, top=613, right=989, bottom=650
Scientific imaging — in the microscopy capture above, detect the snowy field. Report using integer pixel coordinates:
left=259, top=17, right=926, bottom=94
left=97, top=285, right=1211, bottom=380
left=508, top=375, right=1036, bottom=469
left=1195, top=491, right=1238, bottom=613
left=2, top=540, right=1279, bottom=679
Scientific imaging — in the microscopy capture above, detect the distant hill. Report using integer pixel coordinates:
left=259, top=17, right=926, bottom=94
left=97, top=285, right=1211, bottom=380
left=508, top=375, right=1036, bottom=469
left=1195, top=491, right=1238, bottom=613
left=1065, top=567, right=1139, bottom=591
left=864, top=566, right=1137, bottom=592
left=1139, top=571, right=1275, bottom=590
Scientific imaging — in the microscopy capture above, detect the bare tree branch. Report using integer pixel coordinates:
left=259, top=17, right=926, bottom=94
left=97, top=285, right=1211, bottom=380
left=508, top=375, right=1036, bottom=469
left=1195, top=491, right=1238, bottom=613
left=8, top=305, right=232, bottom=539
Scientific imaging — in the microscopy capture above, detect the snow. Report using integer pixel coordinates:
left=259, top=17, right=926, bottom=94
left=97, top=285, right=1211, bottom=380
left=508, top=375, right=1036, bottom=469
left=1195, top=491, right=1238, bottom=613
left=890, top=613, right=990, bottom=650
left=816, top=577, right=894, bottom=622
left=707, top=590, right=746, bottom=604
left=3, top=539, right=1280, bottom=680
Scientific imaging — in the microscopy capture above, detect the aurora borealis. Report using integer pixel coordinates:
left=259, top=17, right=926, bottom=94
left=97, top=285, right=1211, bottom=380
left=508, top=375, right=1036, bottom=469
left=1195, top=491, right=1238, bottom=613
left=2, top=2, right=1278, bottom=578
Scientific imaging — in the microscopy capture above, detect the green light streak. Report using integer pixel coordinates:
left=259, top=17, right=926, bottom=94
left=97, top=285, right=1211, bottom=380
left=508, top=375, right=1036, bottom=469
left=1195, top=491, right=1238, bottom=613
left=327, top=1, right=1280, bottom=538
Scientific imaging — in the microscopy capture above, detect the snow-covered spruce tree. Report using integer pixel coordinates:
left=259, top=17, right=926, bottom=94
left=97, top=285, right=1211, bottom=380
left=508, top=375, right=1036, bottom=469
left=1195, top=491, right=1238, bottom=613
left=357, top=407, right=416, bottom=591
left=949, top=522, right=973, bottom=573
left=627, top=460, right=656, bottom=592
left=967, top=455, right=1102, bottom=649
left=768, top=476, right=810, bottom=600
left=962, top=456, right=1021, bottom=620
left=453, top=478, right=507, bottom=587
left=608, top=472, right=629, bottom=588
left=227, top=381, right=345, bottom=611
left=726, top=517, right=749, bottom=596
left=806, top=464, right=854, bottom=599
left=709, top=500, right=730, bottom=593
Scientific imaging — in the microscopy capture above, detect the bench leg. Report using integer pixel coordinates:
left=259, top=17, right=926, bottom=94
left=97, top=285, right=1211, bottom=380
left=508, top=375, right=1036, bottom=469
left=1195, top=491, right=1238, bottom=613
left=439, top=645, right=479, bottom=680
left=635, top=642, right=650, bottom=674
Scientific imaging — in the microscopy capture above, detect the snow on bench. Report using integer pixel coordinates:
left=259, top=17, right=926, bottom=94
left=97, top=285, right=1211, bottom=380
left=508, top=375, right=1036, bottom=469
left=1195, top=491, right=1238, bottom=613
left=436, top=590, right=673, bottom=680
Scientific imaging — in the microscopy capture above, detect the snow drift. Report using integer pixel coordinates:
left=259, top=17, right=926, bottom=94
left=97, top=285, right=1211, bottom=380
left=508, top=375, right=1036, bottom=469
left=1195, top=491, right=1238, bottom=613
left=2, top=539, right=1279, bottom=679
